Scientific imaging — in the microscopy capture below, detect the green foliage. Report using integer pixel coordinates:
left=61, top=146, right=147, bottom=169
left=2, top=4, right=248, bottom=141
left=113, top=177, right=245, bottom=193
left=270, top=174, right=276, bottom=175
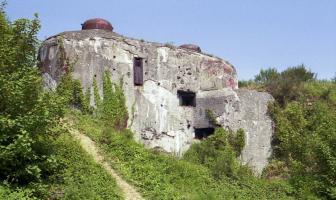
left=49, top=132, right=123, bottom=200
left=262, top=65, right=315, bottom=105
left=55, top=63, right=92, bottom=114
left=241, top=65, right=317, bottom=106
left=254, top=68, right=279, bottom=85
left=0, top=9, right=64, bottom=185
left=300, top=80, right=336, bottom=106
left=0, top=184, right=35, bottom=200
left=228, top=128, right=245, bottom=157
left=184, top=128, right=248, bottom=179
left=82, top=87, right=92, bottom=114
left=205, top=109, right=220, bottom=126
left=70, top=112, right=293, bottom=199
left=242, top=65, right=336, bottom=199
left=98, top=71, right=128, bottom=130
left=93, top=78, right=102, bottom=110
left=262, top=160, right=290, bottom=180
left=269, top=100, right=336, bottom=199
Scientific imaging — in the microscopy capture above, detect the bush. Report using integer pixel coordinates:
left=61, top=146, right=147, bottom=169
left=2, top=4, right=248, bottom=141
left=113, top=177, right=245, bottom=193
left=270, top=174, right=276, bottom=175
left=0, top=9, right=64, bottom=185
left=268, top=101, right=336, bottom=199
left=254, top=67, right=279, bottom=85
left=183, top=128, right=250, bottom=179
left=240, top=66, right=335, bottom=199
left=56, top=66, right=89, bottom=113
left=255, top=65, right=316, bottom=105
left=100, top=72, right=128, bottom=130
left=0, top=184, right=35, bottom=200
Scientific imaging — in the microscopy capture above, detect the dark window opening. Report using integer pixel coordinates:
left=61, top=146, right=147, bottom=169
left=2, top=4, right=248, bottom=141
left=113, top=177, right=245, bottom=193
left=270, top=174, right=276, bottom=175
left=177, top=90, right=196, bottom=107
left=194, top=128, right=215, bottom=140
left=133, top=57, right=143, bottom=86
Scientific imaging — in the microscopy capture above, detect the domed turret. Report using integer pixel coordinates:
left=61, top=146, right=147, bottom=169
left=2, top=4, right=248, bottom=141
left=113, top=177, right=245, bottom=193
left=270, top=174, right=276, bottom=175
left=82, top=18, right=113, bottom=31
left=179, top=44, right=201, bottom=53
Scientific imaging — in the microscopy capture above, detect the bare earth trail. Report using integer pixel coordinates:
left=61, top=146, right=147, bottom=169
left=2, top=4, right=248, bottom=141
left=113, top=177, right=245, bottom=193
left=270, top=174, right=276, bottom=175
left=66, top=124, right=144, bottom=200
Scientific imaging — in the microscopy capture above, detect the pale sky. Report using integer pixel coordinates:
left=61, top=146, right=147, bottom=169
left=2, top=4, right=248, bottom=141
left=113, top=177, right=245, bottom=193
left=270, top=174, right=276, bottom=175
left=6, top=0, right=336, bottom=80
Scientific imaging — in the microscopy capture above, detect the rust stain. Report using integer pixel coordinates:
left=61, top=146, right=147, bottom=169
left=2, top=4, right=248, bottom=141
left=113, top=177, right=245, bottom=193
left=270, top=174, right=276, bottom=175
left=226, top=77, right=236, bottom=89
left=201, top=59, right=233, bottom=76
left=82, top=18, right=113, bottom=31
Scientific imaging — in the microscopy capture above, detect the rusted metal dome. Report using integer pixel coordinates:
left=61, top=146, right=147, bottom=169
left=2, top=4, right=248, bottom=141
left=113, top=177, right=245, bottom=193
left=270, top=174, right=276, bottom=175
left=81, top=18, right=113, bottom=31
left=179, top=44, right=201, bottom=53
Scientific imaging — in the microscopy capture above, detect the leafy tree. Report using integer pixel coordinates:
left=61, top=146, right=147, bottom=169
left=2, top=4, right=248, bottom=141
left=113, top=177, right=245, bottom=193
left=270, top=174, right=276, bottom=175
left=253, top=65, right=316, bottom=106
left=246, top=65, right=335, bottom=198
left=268, top=101, right=336, bottom=198
left=254, top=67, right=279, bottom=85
left=0, top=6, right=63, bottom=184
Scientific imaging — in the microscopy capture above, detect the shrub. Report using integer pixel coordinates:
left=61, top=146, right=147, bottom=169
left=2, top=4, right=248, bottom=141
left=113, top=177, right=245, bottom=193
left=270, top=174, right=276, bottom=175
left=228, top=128, right=245, bottom=157
left=96, top=71, right=128, bottom=130
left=252, top=65, right=316, bottom=106
left=184, top=128, right=249, bottom=179
left=0, top=9, right=64, bottom=185
left=269, top=100, right=336, bottom=199
left=56, top=66, right=89, bottom=112
left=0, top=185, right=35, bottom=200
left=254, top=67, right=279, bottom=85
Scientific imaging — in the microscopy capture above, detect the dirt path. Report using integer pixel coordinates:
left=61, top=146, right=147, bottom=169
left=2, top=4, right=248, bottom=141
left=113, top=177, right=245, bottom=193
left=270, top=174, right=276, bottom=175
left=67, top=126, right=144, bottom=200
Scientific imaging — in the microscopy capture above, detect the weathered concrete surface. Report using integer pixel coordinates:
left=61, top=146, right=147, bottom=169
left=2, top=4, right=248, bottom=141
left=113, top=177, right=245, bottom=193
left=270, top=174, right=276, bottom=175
left=194, top=89, right=274, bottom=173
left=219, top=89, right=274, bottom=173
left=39, top=29, right=273, bottom=173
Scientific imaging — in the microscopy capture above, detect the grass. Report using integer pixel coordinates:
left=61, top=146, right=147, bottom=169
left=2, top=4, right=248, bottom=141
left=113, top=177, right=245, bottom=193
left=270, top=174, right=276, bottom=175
left=50, top=131, right=123, bottom=200
left=68, top=109, right=294, bottom=200
left=0, top=128, right=123, bottom=200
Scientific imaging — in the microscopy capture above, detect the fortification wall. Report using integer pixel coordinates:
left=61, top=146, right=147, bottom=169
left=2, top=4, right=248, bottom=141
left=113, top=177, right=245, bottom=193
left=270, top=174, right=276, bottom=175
left=39, top=29, right=273, bottom=173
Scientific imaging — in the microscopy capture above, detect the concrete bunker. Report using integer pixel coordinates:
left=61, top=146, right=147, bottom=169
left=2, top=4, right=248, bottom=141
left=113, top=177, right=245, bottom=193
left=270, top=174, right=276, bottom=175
left=38, top=21, right=274, bottom=173
left=177, top=90, right=196, bottom=107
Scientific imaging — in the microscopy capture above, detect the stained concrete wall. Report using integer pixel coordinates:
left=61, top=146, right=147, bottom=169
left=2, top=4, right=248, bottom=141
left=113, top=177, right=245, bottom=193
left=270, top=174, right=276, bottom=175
left=39, top=29, right=273, bottom=173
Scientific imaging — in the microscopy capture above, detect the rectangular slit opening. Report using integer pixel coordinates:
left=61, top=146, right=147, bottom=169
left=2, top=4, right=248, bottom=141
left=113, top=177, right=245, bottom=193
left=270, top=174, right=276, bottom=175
left=133, top=57, right=143, bottom=86
left=194, top=128, right=215, bottom=140
left=177, top=90, right=196, bottom=107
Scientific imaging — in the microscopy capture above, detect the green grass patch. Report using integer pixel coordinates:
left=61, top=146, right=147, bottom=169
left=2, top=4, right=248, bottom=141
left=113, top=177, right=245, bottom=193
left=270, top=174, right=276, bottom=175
left=50, top=131, right=123, bottom=200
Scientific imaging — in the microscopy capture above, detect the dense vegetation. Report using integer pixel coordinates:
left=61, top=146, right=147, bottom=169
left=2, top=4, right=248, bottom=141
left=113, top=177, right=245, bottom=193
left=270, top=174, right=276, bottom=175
left=240, top=66, right=336, bottom=199
left=69, top=110, right=293, bottom=200
left=0, top=6, right=122, bottom=199
left=1, top=2, right=335, bottom=199
left=0, top=3, right=62, bottom=190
